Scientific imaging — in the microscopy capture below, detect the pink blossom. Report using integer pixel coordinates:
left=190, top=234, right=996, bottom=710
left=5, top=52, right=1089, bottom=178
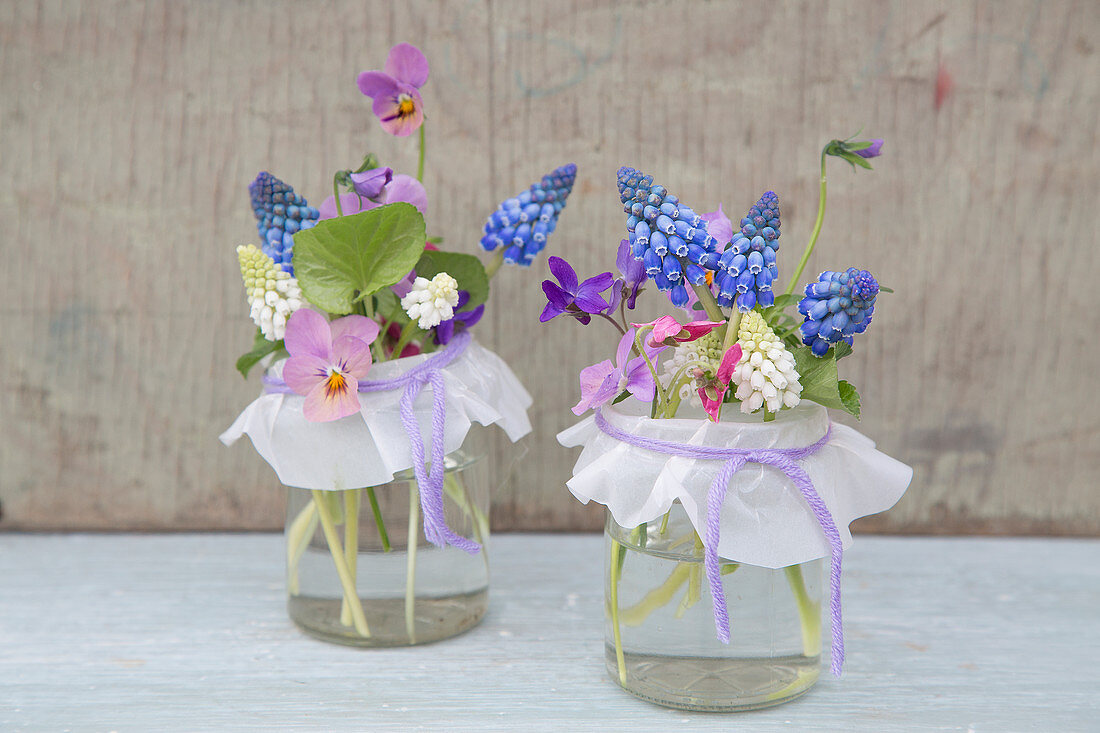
left=634, top=315, right=724, bottom=348
left=357, top=43, right=429, bottom=137
left=282, top=309, right=381, bottom=422
left=572, top=329, right=664, bottom=415
left=698, top=344, right=743, bottom=422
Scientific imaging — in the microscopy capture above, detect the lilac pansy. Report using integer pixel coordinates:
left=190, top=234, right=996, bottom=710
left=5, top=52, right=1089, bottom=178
left=357, top=43, right=429, bottom=137
left=571, top=328, right=665, bottom=415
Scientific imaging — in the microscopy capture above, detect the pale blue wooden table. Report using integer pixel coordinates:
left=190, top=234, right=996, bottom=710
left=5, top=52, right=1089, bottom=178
left=2, top=534, right=1097, bottom=732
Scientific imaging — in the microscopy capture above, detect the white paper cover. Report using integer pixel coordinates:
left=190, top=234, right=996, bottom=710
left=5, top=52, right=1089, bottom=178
left=220, top=339, right=532, bottom=490
left=557, top=401, right=913, bottom=568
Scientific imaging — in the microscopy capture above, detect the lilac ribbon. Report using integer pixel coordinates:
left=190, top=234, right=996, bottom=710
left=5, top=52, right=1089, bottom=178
left=264, top=330, right=479, bottom=555
left=593, top=409, right=845, bottom=676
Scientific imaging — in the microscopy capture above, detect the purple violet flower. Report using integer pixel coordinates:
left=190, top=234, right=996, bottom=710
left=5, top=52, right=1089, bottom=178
left=349, top=167, right=393, bottom=198
left=540, top=256, right=614, bottom=325
left=434, top=291, right=484, bottom=345
left=855, top=138, right=884, bottom=158
left=572, top=328, right=665, bottom=415
left=616, top=239, right=646, bottom=309
left=357, top=43, right=429, bottom=137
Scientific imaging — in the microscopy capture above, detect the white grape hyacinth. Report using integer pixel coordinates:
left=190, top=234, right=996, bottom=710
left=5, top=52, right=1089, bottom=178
left=732, top=310, right=803, bottom=414
left=236, top=244, right=303, bottom=342
left=401, top=272, right=461, bottom=330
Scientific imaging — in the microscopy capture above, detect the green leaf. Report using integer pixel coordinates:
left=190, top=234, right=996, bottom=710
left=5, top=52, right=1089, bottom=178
left=832, top=341, right=853, bottom=360
left=878, top=285, right=894, bottom=293
left=413, top=250, right=490, bottom=310
left=838, top=380, right=861, bottom=419
left=236, top=328, right=283, bottom=379
left=372, top=288, right=404, bottom=323
left=770, top=293, right=798, bottom=310
left=791, top=342, right=861, bottom=417
left=426, top=235, right=445, bottom=244
left=611, top=390, right=631, bottom=405
left=841, top=151, right=874, bottom=170
left=293, top=203, right=426, bottom=315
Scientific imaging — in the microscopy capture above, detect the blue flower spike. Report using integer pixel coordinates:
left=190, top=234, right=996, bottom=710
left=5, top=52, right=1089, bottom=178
left=715, top=191, right=781, bottom=312
left=616, top=166, right=721, bottom=307
left=798, top=268, right=879, bottom=357
left=479, top=163, right=578, bottom=266
left=248, top=172, right=320, bottom=275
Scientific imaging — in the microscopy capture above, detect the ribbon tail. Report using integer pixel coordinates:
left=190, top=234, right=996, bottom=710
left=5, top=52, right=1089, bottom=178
left=418, top=373, right=480, bottom=555
left=705, top=456, right=745, bottom=644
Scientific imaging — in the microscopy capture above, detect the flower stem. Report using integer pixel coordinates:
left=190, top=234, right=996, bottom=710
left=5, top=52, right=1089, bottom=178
left=621, top=562, right=691, bottom=626
left=658, top=508, right=671, bottom=536
left=405, top=481, right=420, bottom=643
left=633, top=326, right=668, bottom=407
left=339, top=489, right=360, bottom=627
left=311, top=489, right=370, bottom=637
left=688, top=279, right=726, bottom=323
left=333, top=176, right=344, bottom=218
left=784, top=564, right=822, bottom=656
left=484, top=249, right=505, bottom=279
left=390, top=321, right=419, bottom=361
left=597, top=313, right=626, bottom=336
left=608, top=538, right=628, bottom=685
left=286, top=500, right=319, bottom=596
left=365, top=487, right=392, bottom=552
left=416, top=124, right=426, bottom=183
left=784, top=149, right=829, bottom=296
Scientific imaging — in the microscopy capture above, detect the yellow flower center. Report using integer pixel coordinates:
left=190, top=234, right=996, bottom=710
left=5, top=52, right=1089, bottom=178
left=397, top=94, right=416, bottom=117
left=324, top=369, right=348, bottom=398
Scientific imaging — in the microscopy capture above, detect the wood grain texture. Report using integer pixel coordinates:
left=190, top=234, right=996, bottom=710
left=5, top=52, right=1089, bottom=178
left=1, top=533, right=1098, bottom=730
left=1, top=0, right=1098, bottom=532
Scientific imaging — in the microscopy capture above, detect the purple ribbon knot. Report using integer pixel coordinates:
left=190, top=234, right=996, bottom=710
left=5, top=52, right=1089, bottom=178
left=265, top=330, right=479, bottom=555
left=593, top=409, right=845, bottom=676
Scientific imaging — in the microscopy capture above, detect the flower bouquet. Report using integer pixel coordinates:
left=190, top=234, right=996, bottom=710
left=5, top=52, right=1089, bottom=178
left=552, top=137, right=912, bottom=710
left=221, top=43, right=576, bottom=646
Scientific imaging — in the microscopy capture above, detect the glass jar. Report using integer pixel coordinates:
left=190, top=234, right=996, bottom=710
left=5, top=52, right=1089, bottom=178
left=605, top=501, right=823, bottom=711
left=284, top=430, right=490, bottom=646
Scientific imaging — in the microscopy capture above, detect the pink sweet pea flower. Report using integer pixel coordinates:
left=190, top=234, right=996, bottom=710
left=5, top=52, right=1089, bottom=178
left=282, top=309, right=381, bottom=422
left=572, top=328, right=665, bottom=415
left=634, top=315, right=724, bottom=348
left=357, top=43, right=429, bottom=137
left=698, top=344, right=743, bottom=422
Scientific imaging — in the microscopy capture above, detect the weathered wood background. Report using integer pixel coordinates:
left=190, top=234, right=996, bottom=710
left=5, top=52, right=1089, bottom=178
left=1, top=0, right=1097, bottom=533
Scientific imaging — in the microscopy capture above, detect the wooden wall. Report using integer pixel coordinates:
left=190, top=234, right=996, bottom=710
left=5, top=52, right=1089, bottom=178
left=2, top=0, right=1097, bottom=534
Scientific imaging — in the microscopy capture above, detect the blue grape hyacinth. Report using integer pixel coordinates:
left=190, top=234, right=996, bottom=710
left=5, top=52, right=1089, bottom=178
left=798, top=268, right=879, bottom=356
left=616, top=166, right=721, bottom=308
left=479, top=163, right=577, bottom=266
left=714, top=191, right=781, bottom=312
left=248, top=172, right=320, bottom=275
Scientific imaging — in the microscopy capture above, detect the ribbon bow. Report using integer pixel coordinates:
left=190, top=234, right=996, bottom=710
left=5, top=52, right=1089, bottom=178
left=593, top=408, right=844, bottom=675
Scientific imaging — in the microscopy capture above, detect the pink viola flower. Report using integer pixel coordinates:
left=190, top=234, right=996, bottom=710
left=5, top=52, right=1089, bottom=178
left=635, top=315, right=724, bottom=348
left=572, top=329, right=665, bottom=416
left=318, top=173, right=428, bottom=221
left=282, top=309, right=381, bottom=423
left=357, top=43, right=429, bottom=137
left=698, top=344, right=743, bottom=422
